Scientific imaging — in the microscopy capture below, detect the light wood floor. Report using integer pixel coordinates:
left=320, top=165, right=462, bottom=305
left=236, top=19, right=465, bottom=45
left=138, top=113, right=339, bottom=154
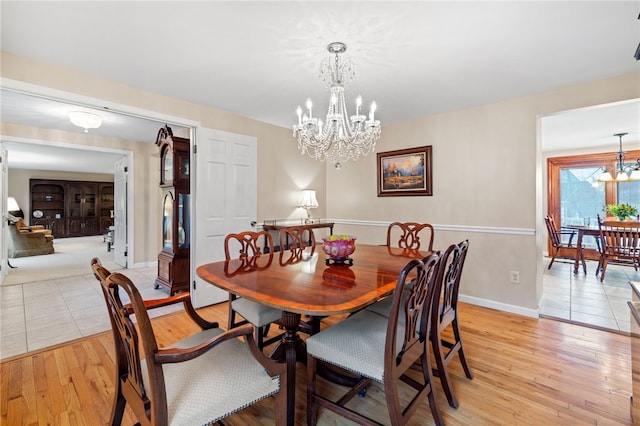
left=1, top=301, right=634, bottom=425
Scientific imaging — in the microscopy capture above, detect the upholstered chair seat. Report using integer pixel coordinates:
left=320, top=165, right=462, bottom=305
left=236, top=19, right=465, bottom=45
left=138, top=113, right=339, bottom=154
left=140, top=327, right=280, bottom=425
left=231, top=297, right=284, bottom=328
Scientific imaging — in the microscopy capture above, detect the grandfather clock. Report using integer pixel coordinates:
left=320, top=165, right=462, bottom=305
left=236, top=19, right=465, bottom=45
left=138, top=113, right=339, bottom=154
left=154, top=125, right=191, bottom=295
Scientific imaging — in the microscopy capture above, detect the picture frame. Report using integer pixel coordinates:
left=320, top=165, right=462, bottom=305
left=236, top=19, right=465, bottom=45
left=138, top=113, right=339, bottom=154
left=377, top=145, right=432, bottom=197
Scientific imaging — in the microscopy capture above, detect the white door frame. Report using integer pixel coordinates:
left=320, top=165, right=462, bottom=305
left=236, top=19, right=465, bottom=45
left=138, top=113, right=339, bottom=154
left=0, top=144, right=8, bottom=282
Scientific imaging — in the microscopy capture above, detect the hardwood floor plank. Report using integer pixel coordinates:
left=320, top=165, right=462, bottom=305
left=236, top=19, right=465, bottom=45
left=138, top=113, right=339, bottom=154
left=0, top=301, right=634, bottom=425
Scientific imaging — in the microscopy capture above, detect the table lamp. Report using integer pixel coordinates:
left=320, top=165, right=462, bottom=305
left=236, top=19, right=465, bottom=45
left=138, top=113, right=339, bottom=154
left=299, top=189, right=318, bottom=223
left=8, top=197, right=24, bottom=218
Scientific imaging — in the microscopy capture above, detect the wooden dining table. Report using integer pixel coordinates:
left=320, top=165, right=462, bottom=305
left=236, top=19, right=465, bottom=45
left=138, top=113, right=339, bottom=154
left=564, top=225, right=601, bottom=274
left=196, top=244, right=428, bottom=426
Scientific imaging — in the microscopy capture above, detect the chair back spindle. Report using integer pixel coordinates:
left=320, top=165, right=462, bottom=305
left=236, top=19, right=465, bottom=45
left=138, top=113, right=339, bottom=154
left=598, top=221, right=640, bottom=281
left=386, top=222, right=434, bottom=251
left=224, top=230, right=283, bottom=349
left=430, top=240, right=473, bottom=409
left=279, top=226, right=316, bottom=265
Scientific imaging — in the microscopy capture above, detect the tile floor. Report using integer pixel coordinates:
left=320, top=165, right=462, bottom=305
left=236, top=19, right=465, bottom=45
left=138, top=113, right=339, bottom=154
left=540, top=258, right=640, bottom=334
left=0, top=266, right=181, bottom=360
left=2, top=255, right=639, bottom=360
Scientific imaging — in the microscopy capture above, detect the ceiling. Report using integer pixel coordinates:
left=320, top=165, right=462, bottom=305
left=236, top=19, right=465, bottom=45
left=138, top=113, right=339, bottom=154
left=1, top=1, right=639, bottom=174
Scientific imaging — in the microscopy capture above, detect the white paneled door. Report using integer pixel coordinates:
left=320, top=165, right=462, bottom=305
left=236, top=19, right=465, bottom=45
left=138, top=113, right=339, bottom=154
left=113, top=157, right=128, bottom=267
left=191, top=128, right=257, bottom=308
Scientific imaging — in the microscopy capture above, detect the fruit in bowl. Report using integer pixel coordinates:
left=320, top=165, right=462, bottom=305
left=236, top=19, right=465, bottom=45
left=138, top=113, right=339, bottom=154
left=322, top=235, right=356, bottom=262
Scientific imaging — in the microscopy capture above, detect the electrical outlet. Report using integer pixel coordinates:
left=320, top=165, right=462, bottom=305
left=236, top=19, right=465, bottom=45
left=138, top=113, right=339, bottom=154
left=510, top=271, right=520, bottom=284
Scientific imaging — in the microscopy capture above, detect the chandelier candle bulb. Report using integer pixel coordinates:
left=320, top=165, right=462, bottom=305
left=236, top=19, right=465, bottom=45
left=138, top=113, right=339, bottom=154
left=356, top=95, right=362, bottom=115
left=297, top=106, right=302, bottom=126
left=306, top=98, right=313, bottom=118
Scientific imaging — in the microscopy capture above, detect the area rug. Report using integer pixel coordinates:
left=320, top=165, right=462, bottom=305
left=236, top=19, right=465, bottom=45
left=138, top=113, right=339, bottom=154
left=3, top=235, right=123, bottom=286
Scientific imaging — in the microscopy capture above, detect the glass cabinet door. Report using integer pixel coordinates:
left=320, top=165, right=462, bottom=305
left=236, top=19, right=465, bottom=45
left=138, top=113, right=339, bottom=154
left=178, top=193, right=190, bottom=249
left=66, top=183, right=97, bottom=217
left=67, top=182, right=83, bottom=217
left=84, top=184, right=96, bottom=217
left=162, top=192, right=174, bottom=250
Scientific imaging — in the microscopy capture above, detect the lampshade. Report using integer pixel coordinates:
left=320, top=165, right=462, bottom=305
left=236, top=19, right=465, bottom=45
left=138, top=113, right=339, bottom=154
left=299, top=189, right=319, bottom=220
left=598, top=171, right=614, bottom=182
left=630, top=168, right=640, bottom=180
left=299, top=190, right=319, bottom=209
left=7, top=197, right=20, bottom=212
left=69, top=110, right=103, bottom=132
left=616, top=170, right=629, bottom=181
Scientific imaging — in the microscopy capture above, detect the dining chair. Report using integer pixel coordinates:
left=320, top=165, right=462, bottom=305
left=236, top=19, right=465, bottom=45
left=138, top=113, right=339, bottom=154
left=225, top=231, right=284, bottom=349
left=430, top=239, right=473, bottom=409
left=386, top=221, right=435, bottom=251
left=597, top=221, right=640, bottom=282
left=306, top=252, right=445, bottom=426
left=544, top=214, right=577, bottom=269
left=278, top=225, right=316, bottom=265
left=90, top=258, right=287, bottom=426
left=278, top=226, right=322, bottom=335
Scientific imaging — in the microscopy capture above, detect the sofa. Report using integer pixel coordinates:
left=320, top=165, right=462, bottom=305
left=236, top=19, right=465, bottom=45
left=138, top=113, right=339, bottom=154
left=14, top=218, right=54, bottom=238
left=7, top=223, right=55, bottom=258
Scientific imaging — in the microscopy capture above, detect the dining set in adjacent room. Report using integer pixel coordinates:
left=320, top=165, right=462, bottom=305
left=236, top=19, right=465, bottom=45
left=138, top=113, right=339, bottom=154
left=90, top=221, right=473, bottom=425
left=544, top=213, right=640, bottom=281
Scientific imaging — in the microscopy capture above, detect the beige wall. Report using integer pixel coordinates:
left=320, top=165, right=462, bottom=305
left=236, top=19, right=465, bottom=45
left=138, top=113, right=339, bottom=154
left=2, top=51, right=639, bottom=315
left=328, top=72, right=640, bottom=314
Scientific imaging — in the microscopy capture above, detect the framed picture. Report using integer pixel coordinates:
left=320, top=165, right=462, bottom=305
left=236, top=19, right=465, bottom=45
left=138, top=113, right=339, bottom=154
left=377, top=145, right=432, bottom=197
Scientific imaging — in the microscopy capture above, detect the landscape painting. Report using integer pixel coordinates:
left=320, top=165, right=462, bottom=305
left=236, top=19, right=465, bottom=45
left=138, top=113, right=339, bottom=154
left=377, top=145, right=432, bottom=197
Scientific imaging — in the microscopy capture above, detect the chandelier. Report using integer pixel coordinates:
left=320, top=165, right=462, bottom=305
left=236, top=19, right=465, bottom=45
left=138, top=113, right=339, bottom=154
left=598, top=132, right=640, bottom=182
left=293, top=42, right=381, bottom=168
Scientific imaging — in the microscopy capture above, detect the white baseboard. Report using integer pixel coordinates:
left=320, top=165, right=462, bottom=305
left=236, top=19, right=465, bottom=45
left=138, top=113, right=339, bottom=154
left=459, top=294, right=539, bottom=318
left=129, top=261, right=157, bottom=269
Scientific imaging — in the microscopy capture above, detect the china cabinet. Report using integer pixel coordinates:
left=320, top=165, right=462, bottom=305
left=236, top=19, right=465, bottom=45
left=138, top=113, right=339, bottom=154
left=154, top=125, right=191, bottom=295
left=30, top=179, right=113, bottom=238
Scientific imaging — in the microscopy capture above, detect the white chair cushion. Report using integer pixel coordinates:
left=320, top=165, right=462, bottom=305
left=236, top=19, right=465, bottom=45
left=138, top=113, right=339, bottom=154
left=232, top=297, right=283, bottom=327
left=365, top=295, right=394, bottom=318
left=142, top=327, right=280, bottom=425
left=306, top=309, right=406, bottom=382
left=365, top=286, right=412, bottom=318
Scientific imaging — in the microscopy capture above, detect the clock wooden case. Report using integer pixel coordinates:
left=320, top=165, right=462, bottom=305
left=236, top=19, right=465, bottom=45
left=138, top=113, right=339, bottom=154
left=154, top=125, right=191, bottom=295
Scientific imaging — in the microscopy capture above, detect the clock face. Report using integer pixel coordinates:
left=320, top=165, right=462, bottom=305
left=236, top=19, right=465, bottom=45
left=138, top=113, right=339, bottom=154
left=163, top=150, right=174, bottom=183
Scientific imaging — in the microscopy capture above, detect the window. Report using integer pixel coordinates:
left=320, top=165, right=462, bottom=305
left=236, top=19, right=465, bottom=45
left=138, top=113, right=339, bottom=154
left=559, top=167, right=604, bottom=226
left=548, top=150, right=640, bottom=248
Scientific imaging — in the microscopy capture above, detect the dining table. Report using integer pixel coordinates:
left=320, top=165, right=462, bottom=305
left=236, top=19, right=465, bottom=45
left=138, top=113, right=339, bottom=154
left=564, top=224, right=600, bottom=274
left=196, top=243, right=429, bottom=426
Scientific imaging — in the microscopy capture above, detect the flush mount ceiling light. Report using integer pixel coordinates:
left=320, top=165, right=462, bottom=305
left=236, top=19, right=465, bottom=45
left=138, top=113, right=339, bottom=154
left=69, top=110, right=103, bottom=132
left=598, top=132, right=640, bottom=182
left=293, top=42, right=381, bottom=168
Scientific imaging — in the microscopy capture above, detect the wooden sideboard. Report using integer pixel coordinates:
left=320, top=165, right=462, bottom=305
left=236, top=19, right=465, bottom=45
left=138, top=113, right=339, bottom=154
left=30, top=179, right=114, bottom=238
left=262, top=221, right=335, bottom=251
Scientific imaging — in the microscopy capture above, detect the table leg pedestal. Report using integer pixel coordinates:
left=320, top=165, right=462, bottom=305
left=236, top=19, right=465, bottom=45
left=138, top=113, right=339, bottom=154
left=573, top=231, right=587, bottom=274
left=269, top=311, right=305, bottom=426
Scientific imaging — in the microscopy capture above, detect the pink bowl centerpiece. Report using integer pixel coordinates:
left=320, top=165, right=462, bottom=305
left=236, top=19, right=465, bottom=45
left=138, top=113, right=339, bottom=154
left=322, top=235, right=356, bottom=263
